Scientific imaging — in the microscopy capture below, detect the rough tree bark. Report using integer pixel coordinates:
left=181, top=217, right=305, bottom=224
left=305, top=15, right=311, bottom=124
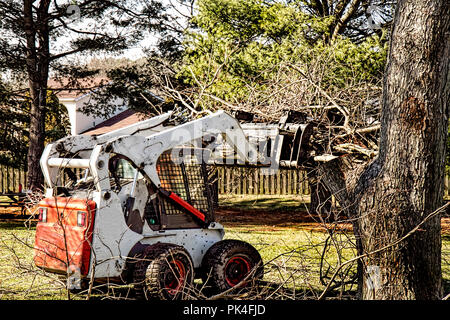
left=24, top=0, right=50, bottom=191
left=318, top=0, right=450, bottom=299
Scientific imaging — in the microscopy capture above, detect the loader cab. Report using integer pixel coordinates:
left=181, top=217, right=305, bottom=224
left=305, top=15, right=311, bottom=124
left=150, top=148, right=217, bottom=230
left=108, top=155, right=144, bottom=192
left=42, top=146, right=216, bottom=234
left=107, top=149, right=216, bottom=233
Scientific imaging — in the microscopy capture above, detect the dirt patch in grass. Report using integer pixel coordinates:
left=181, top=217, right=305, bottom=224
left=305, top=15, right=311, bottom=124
left=216, top=206, right=351, bottom=232
left=216, top=207, right=316, bottom=225
left=216, top=206, right=450, bottom=235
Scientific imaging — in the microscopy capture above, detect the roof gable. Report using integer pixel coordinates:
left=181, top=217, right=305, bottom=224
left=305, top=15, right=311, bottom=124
left=48, top=77, right=109, bottom=100
left=81, top=109, right=150, bottom=135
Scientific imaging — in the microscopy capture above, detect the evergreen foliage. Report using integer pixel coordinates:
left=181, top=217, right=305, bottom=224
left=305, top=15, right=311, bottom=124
left=179, top=0, right=389, bottom=107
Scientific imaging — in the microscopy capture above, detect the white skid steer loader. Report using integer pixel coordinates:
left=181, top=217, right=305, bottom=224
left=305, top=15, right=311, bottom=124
left=33, top=110, right=267, bottom=299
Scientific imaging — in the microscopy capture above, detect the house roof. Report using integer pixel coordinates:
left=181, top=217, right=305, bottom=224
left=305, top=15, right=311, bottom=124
left=81, top=109, right=150, bottom=136
left=48, top=77, right=109, bottom=100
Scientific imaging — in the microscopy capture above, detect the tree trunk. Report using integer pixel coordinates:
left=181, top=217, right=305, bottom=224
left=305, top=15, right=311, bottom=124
left=308, top=173, right=333, bottom=220
left=319, top=0, right=449, bottom=299
left=27, top=83, right=46, bottom=191
left=24, top=0, right=50, bottom=191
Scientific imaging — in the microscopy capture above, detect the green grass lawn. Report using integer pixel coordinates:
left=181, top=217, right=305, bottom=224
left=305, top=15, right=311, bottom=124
left=0, top=219, right=356, bottom=300
left=0, top=220, right=68, bottom=300
left=0, top=214, right=449, bottom=300
left=223, top=224, right=358, bottom=299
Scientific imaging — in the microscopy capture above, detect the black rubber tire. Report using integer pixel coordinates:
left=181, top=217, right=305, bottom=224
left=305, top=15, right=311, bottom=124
left=201, top=239, right=263, bottom=295
left=132, top=242, right=194, bottom=300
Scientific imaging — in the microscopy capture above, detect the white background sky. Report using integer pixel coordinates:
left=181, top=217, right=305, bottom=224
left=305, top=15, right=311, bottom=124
left=53, top=0, right=192, bottom=64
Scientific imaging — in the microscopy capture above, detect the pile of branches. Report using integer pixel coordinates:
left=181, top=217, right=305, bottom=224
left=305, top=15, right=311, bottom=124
left=153, top=59, right=383, bottom=166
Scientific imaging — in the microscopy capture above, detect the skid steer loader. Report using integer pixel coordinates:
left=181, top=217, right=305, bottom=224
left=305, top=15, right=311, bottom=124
left=33, top=110, right=270, bottom=299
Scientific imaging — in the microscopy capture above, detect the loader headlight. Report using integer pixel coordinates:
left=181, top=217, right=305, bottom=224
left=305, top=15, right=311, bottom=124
left=38, top=208, right=47, bottom=223
left=77, top=211, right=87, bottom=227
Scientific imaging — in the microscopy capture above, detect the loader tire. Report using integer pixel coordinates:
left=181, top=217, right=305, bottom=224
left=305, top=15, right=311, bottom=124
left=133, top=242, right=194, bottom=300
left=201, top=240, right=263, bottom=295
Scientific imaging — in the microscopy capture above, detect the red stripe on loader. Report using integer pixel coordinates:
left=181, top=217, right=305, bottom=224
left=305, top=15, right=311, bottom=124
left=165, top=190, right=206, bottom=222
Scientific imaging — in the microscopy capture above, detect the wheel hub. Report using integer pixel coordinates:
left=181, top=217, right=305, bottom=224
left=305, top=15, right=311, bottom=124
left=225, top=256, right=251, bottom=287
left=164, top=259, right=186, bottom=295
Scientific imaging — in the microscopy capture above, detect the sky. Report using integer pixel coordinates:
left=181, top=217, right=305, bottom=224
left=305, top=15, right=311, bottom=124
left=49, top=0, right=192, bottom=64
left=92, top=0, right=192, bottom=60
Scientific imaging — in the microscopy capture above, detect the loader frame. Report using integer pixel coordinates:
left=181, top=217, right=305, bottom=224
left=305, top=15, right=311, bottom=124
left=37, top=111, right=262, bottom=282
